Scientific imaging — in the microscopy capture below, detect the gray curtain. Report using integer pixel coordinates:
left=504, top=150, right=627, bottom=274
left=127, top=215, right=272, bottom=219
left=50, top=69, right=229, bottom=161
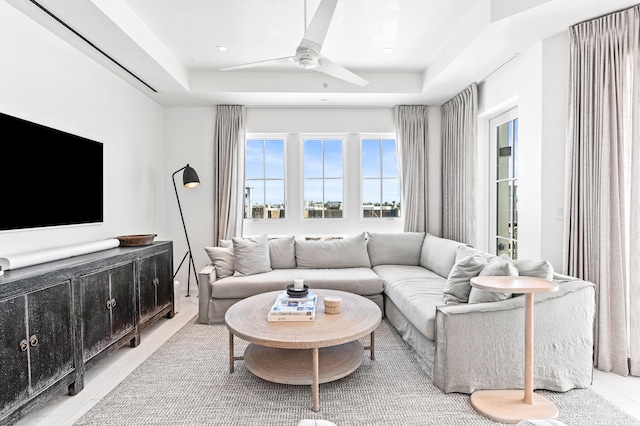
left=213, top=105, right=246, bottom=245
left=441, top=83, right=477, bottom=245
left=565, top=5, right=640, bottom=377
left=394, top=105, right=429, bottom=232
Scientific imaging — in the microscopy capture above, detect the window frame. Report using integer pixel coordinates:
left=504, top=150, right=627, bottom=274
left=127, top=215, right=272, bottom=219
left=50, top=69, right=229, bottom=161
left=243, top=134, right=288, bottom=221
left=300, top=134, right=347, bottom=220
left=360, top=134, right=401, bottom=220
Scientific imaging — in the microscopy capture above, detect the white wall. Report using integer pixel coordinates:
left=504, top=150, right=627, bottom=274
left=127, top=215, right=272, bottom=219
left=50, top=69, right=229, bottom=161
left=477, top=32, right=569, bottom=271
left=0, top=2, right=166, bottom=260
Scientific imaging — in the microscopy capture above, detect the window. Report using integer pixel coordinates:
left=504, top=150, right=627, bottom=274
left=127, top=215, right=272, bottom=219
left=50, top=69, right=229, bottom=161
left=490, top=110, right=518, bottom=258
left=361, top=137, right=400, bottom=218
left=302, top=138, right=343, bottom=219
left=244, top=138, right=285, bottom=219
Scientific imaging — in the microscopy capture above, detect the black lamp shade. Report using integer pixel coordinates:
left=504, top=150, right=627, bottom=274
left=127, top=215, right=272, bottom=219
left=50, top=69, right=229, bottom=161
left=183, top=165, right=200, bottom=188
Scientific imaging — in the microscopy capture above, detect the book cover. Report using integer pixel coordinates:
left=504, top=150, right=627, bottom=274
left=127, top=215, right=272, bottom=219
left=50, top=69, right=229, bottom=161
left=267, top=291, right=317, bottom=321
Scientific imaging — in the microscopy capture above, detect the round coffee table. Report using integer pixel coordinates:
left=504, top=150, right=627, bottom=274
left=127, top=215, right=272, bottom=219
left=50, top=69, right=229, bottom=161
left=225, top=289, right=382, bottom=411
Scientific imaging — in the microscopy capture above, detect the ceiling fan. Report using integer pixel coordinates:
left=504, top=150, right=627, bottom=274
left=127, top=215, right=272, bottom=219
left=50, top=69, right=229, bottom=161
left=221, top=0, right=369, bottom=86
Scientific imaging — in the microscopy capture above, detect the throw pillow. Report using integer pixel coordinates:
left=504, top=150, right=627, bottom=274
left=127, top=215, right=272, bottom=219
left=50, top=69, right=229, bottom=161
left=268, top=236, right=296, bottom=269
left=232, top=234, right=272, bottom=276
left=295, top=233, right=371, bottom=269
left=203, top=247, right=235, bottom=279
left=468, top=258, right=519, bottom=304
left=499, top=254, right=554, bottom=281
left=443, top=254, right=487, bottom=304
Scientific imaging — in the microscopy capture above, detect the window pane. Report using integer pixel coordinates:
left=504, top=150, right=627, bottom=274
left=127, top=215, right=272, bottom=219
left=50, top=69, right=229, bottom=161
left=244, top=180, right=264, bottom=219
left=382, top=178, right=400, bottom=217
left=496, top=122, right=512, bottom=181
left=324, top=139, right=343, bottom=178
left=246, top=139, right=264, bottom=179
left=304, top=139, right=323, bottom=178
left=496, top=181, right=511, bottom=239
left=303, top=179, right=323, bottom=218
left=362, top=139, right=381, bottom=178
left=362, top=179, right=380, bottom=217
left=324, top=179, right=343, bottom=218
left=265, top=139, right=284, bottom=179
left=382, top=139, right=398, bottom=178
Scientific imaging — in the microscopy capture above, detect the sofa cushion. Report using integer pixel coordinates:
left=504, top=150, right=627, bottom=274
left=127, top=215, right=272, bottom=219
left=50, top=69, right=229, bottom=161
left=443, top=253, right=487, bottom=304
left=232, top=234, right=272, bottom=276
left=366, top=232, right=425, bottom=266
left=268, top=236, right=296, bottom=269
left=468, top=258, right=518, bottom=304
left=499, top=254, right=554, bottom=281
left=295, top=233, right=371, bottom=269
left=420, top=234, right=462, bottom=278
left=203, top=247, right=235, bottom=279
left=212, top=268, right=383, bottom=299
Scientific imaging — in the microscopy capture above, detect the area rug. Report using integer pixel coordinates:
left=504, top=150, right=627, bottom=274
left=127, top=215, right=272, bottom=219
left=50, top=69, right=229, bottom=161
left=75, top=316, right=640, bottom=426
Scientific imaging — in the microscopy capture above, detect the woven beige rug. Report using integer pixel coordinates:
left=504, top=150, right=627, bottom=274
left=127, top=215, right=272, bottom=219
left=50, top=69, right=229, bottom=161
left=75, top=317, right=640, bottom=426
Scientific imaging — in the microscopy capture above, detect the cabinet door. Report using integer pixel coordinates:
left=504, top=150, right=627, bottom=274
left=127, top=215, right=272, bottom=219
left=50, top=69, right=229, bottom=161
left=0, top=296, right=29, bottom=417
left=109, top=262, right=135, bottom=340
left=79, top=269, right=112, bottom=361
left=138, top=251, right=172, bottom=322
left=27, top=282, right=74, bottom=395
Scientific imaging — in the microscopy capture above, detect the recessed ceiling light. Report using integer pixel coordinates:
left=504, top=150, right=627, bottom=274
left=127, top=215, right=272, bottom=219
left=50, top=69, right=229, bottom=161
left=383, top=47, right=394, bottom=54
left=217, top=46, right=228, bottom=52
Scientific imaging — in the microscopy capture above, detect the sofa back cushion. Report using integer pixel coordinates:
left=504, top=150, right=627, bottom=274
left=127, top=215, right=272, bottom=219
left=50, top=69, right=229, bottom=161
left=268, top=236, right=296, bottom=269
left=296, top=233, right=371, bottom=269
left=419, top=234, right=462, bottom=278
left=366, top=232, right=425, bottom=266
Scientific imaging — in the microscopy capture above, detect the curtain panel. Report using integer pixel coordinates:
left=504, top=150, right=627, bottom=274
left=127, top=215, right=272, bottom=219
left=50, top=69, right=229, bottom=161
left=565, top=5, right=640, bottom=376
left=213, top=105, right=246, bottom=246
left=441, top=83, right=478, bottom=246
left=394, top=105, right=429, bottom=233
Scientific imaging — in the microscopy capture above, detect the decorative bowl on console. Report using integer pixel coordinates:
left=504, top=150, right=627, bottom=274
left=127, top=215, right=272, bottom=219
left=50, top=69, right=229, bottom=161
left=116, top=234, right=157, bottom=247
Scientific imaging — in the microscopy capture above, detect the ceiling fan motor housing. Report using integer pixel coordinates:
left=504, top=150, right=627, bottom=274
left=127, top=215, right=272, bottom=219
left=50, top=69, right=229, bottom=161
left=295, top=47, right=320, bottom=69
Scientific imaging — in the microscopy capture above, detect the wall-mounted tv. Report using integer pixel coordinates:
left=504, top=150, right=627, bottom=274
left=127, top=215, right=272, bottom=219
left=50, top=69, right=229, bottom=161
left=0, top=111, right=103, bottom=231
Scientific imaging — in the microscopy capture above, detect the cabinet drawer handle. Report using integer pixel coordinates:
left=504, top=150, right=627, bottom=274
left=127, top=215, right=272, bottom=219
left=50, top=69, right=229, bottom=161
left=106, top=299, right=112, bottom=309
left=153, top=278, right=159, bottom=286
left=20, top=339, right=28, bottom=352
left=111, top=298, right=117, bottom=308
left=29, top=335, right=38, bottom=347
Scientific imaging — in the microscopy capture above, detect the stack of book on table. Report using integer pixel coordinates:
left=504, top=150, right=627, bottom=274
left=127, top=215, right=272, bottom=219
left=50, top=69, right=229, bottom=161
left=267, top=291, right=317, bottom=322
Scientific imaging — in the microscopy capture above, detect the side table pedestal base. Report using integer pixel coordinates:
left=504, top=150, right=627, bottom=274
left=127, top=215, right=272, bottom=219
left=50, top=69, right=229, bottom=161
left=471, top=389, right=558, bottom=424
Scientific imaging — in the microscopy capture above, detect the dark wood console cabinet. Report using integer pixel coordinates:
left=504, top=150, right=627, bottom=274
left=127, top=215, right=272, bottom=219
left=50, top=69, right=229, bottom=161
left=0, top=241, right=173, bottom=425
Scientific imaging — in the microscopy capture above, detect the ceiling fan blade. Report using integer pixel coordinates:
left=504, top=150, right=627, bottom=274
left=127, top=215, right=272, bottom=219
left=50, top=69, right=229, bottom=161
left=299, top=0, right=338, bottom=52
left=316, top=57, right=369, bottom=86
left=221, top=56, right=294, bottom=71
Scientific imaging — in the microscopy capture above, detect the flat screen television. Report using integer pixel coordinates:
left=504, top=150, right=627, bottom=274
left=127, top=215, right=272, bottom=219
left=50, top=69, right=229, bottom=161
left=0, top=111, right=103, bottom=231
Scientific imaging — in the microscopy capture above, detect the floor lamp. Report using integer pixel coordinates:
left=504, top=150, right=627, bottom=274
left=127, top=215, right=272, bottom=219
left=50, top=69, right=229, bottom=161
left=172, top=164, right=200, bottom=297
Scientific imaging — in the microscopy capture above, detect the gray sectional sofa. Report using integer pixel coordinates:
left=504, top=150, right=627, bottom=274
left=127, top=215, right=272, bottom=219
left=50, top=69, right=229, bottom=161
left=198, top=232, right=596, bottom=394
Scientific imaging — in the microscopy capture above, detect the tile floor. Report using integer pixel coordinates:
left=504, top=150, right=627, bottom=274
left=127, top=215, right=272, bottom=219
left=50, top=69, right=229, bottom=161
left=13, top=293, right=640, bottom=425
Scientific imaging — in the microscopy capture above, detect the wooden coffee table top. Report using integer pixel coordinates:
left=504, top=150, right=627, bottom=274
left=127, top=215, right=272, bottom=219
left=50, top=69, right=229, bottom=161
left=225, top=289, right=381, bottom=350
left=470, top=276, right=559, bottom=294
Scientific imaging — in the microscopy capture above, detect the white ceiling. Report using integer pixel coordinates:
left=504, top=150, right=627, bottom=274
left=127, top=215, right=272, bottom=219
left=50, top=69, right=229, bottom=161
left=9, top=0, right=639, bottom=107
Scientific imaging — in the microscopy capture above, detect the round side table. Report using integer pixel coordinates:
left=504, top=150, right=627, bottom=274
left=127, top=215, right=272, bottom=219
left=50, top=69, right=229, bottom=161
left=469, top=275, right=559, bottom=424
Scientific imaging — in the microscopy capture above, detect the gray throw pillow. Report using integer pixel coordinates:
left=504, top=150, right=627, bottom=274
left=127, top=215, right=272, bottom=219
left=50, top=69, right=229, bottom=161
left=366, top=232, right=425, bottom=266
left=203, top=247, right=235, bottom=279
left=468, top=258, right=518, bottom=304
left=232, top=234, right=272, bottom=276
left=443, top=254, right=487, bottom=304
left=268, top=236, right=296, bottom=269
left=295, top=233, right=371, bottom=269
left=499, top=254, right=554, bottom=281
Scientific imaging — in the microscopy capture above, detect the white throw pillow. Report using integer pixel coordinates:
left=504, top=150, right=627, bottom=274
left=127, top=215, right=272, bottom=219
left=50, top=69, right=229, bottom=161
left=268, top=236, right=296, bottom=269
left=498, top=254, right=555, bottom=281
left=443, top=254, right=487, bottom=304
left=468, top=258, right=519, bottom=304
left=203, top=247, right=235, bottom=279
left=232, top=234, right=272, bottom=276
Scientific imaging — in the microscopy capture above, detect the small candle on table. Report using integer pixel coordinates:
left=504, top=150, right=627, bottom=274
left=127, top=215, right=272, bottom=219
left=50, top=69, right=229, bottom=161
left=293, top=279, right=304, bottom=290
